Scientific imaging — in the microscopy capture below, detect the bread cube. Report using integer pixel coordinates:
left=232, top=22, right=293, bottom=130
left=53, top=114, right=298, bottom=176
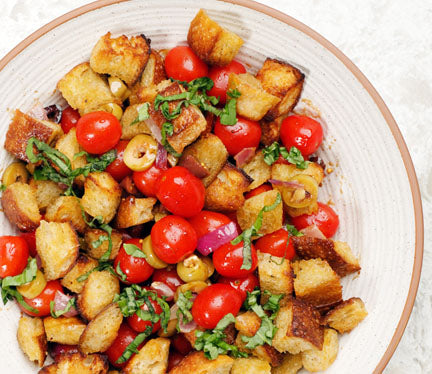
left=241, top=151, right=271, bottom=191
left=115, top=196, right=156, bottom=229
left=45, top=196, right=87, bottom=234
left=152, top=204, right=170, bottom=222
left=29, top=179, right=64, bottom=212
left=84, top=228, right=123, bottom=261
left=38, top=364, right=57, bottom=374
left=17, top=315, right=47, bottom=367
left=123, top=338, right=170, bottom=374
left=260, top=115, right=287, bottom=146
left=168, top=351, right=234, bottom=374
left=301, top=328, right=338, bottom=372
left=187, top=9, right=243, bottom=66
left=61, top=254, right=98, bottom=294
left=139, top=50, right=166, bottom=87
left=128, top=84, right=158, bottom=106
left=235, top=311, right=262, bottom=337
left=43, top=316, right=86, bottom=345
left=231, top=358, right=271, bottom=374
left=271, top=354, right=303, bottom=374
left=120, top=103, right=152, bottom=140
left=323, top=297, right=368, bottom=333
left=40, top=352, right=108, bottom=374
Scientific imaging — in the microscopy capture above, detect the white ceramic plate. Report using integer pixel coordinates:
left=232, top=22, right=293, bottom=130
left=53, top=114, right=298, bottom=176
left=0, top=0, right=423, bottom=372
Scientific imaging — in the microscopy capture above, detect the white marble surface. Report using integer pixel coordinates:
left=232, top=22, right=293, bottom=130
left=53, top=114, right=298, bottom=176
left=0, top=0, right=430, bottom=372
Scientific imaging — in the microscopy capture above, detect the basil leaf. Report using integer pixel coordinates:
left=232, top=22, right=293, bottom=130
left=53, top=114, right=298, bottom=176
left=1, top=258, right=37, bottom=288
left=1, top=286, right=38, bottom=314
left=76, top=261, right=116, bottom=282
left=263, top=292, right=283, bottom=318
left=262, top=142, right=281, bottom=165
left=227, top=88, right=241, bottom=99
left=161, top=122, right=181, bottom=157
left=286, top=224, right=304, bottom=237
left=116, top=262, right=127, bottom=282
left=130, top=103, right=150, bottom=126
left=124, top=243, right=146, bottom=259
left=49, top=297, right=76, bottom=318
left=214, top=313, right=236, bottom=331
left=115, top=325, right=153, bottom=364
left=156, top=296, right=170, bottom=333
left=0, top=184, right=6, bottom=192
left=176, top=291, right=194, bottom=331
left=263, top=142, right=309, bottom=169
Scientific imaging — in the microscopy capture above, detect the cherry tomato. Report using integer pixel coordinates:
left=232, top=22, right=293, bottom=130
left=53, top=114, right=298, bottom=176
left=167, top=351, right=185, bottom=371
left=152, top=267, right=184, bottom=292
left=218, top=273, right=259, bottom=302
left=0, top=236, right=29, bottom=278
left=191, top=284, right=243, bottom=329
left=76, top=111, right=122, bottom=154
left=60, top=106, right=80, bottom=134
left=255, top=228, right=295, bottom=260
left=244, top=184, right=273, bottom=199
left=133, top=165, right=164, bottom=198
left=291, top=202, right=339, bottom=238
left=188, top=211, right=232, bottom=239
left=50, top=344, right=78, bottom=362
left=19, top=231, right=37, bottom=258
left=114, top=239, right=154, bottom=284
left=156, top=166, right=205, bottom=218
left=172, top=334, right=192, bottom=355
left=207, top=60, right=246, bottom=105
left=151, top=216, right=197, bottom=264
left=127, top=296, right=162, bottom=334
left=280, top=115, right=323, bottom=158
left=21, top=280, right=63, bottom=317
left=165, top=46, right=208, bottom=82
left=214, top=116, right=261, bottom=156
left=106, top=140, right=132, bottom=182
left=213, top=241, right=258, bottom=278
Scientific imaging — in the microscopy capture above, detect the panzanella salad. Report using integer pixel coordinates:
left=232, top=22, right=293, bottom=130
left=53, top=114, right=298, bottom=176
left=0, top=9, right=367, bottom=374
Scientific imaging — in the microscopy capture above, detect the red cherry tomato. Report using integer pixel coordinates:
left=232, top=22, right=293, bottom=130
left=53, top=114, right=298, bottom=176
left=188, top=211, right=232, bottom=239
left=156, top=166, right=205, bottom=218
left=255, top=228, right=296, bottom=260
left=152, top=267, right=184, bottom=292
left=76, top=111, right=122, bottom=154
left=207, top=60, right=246, bottom=105
left=19, top=231, right=37, bottom=258
left=167, top=351, right=185, bottom=371
left=60, top=106, right=80, bottom=134
left=172, top=334, right=193, bottom=355
left=21, top=280, right=63, bottom=317
left=0, top=236, right=29, bottom=278
left=280, top=115, right=323, bottom=158
left=291, top=202, right=339, bottom=238
left=165, top=46, right=208, bottom=82
left=133, top=165, right=164, bottom=198
left=244, top=184, right=273, bottom=199
left=50, top=344, right=78, bottom=362
left=213, top=241, right=258, bottom=278
left=114, top=239, right=154, bottom=284
left=191, top=284, right=243, bottom=329
left=214, top=116, right=261, bottom=156
left=106, top=140, right=132, bottom=182
left=127, top=296, right=162, bottom=334
left=151, top=216, right=197, bottom=264
left=218, top=273, right=259, bottom=302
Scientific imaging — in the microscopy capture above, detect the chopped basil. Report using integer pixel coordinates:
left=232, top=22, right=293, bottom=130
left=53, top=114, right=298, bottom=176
left=161, top=122, right=181, bottom=157
left=81, top=210, right=113, bottom=262
left=76, top=261, right=116, bottom=282
left=263, top=142, right=309, bottom=169
left=286, top=224, right=304, bottom=237
left=115, top=325, right=153, bottom=364
left=116, top=263, right=127, bottom=282
left=123, top=243, right=146, bottom=259
left=49, top=297, right=76, bottom=318
left=130, top=103, right=150, bottom=125
left=175, top=290, right=194, bottom=331
left=219, top=89, right=241, bottom=126
left=0, top=184, right=7, bottom=192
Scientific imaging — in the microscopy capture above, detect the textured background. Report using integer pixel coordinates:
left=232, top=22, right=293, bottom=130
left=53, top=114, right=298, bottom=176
left=0, top=0, right=430, bottom=372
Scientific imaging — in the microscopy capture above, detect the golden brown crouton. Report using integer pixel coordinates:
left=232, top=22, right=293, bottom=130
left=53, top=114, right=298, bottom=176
left=77, top=270, right=120, bottom=321
left=228, top=73, right=280, bottom=121
left=241, top=151, right=271, bottom=191
left=323, top=297, right=368, bottom=333
left=81, top=172, right=122, bottom=223
left=120, top=103, right=152, bottom=140
left=123, top=338, right=170, bottom=374
left=29, top=179, right=64, bottom=212
left=271, top=354, right=303, bottom=374
left=235, top=311, right=262, bottom=337
left=204, top=163, right=251, bottom=212
left=139, top=50, right=167, bottom=87
left=1, top=182, right=41, bottom=231
left=237, top=190, right=283, bottom=235
left=292, top=259, right=342, bottom=308
left=187, top=9, right=243, bottom=66
left=128, top=85, right=158, bottom=106
left=4, top=109, right=63, bottom=162
left=292, top=237, right=361, bottom=277
left=152, top=203, right=170, bottom=222
left=271, top=162, right=324, bottom=188
left=90, top=32, right=150, bottom=86
left=231, top=358, right=271, bottom=374
left=301, top=328, right=338, bottom=372
left=84, top=229, right=123, bottom=261
left=45, top=196, right=87, bottom=234
left=57, top=62, right=121, bottom=116
left=235, top=334, right=282, bottom=368
left=36, top=221, right=79, bottom=281
left=169, top=351, right=234, bottom=374
left=61, top=255, right=98, bottom=294
left=38, top=364, right=57, bottom=374
left=260, top=115, right=287, bottom=146
left=40, top=352, right=108, bottom=374
left=79, top=303, right=123, bottom=354
left=115, top=196, right=156, bottom=229
left=17, top=315, right=47, bottom=367
left=272, top=299, right=324, bottom=354
left=43, top=316, right=86, bottom=345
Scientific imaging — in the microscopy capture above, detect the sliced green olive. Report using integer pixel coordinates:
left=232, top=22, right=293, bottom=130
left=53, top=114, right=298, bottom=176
left=100, top=103, right=123, bottom=121
left=174, top=281, right=208, bottom=302
left=281, top=174, right=318, bottom=208
left=123, top=134, right=157, bottom=171
left=201, top=256, right=215, bottom=278
left=177, top=254, right=209, bottom=283
left=17, top=270, right=47, bottom=299
left=2, top=162, right=29, bottom=186
left=108, top=76, right=130, bottom=100
left=142, top=235, right=168, bottom=269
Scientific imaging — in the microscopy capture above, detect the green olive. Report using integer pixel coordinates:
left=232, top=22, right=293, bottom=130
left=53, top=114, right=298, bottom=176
left=158, top=319, right=177, bottom=337
left=17, top=270, right=46, bottom=299
left=174, top=281, right=208, bottom=302
left=281, top=174, right=318, bottom=208
left=2, top=162, right=29, bottom=187
left=202, top=256, right=215, bottom=278
left=108, top=76, right=130, bottom=100
left=177, top=254, right=209, bottom=283
left=142, top=235, right=168, bottom=269
left=100, top=103, right=123, bottom=121
left=123, top=134, right=157, bottom=171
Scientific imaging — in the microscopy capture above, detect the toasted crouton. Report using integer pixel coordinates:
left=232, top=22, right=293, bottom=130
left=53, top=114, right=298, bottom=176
left=231, top=358, right=271, bottom=374
left=152, top=203, right=170, bottom=222
left=115, top=196, right=156, bottom=229
left=323, top=297, right=367, bottom=333
left=123, top=338, right=170, bottom=374
left=237, top=190, right=283, bottom=235
left=128, top=85, right=159, bottom=106
left=139, top=50, right=167, bottom=87
left=1, top=182, right=41, bottom=231
left=57, top=62, right=121, bottom=116
left=79, top=303, right=123, bottom=354
left=77, top=270, right=120, bottom=321
left=81, top=172, right=122, bottom=223
left=29, top=179, right=64, bottom=212
left=17, top=315, right=47, bottom=367
left=45, top=196, right=87, bottom=234
left=41, top=352, right=108, bottom=374
left=120, top=103, right=152, bottom=140
left=241, top=151, right=271, bottom=191
left=292, top=237, right=361, bottom=277
left=292, top=259, right=342, bottom=308
left=228, top=73, right=280, bottom=121
left=168, top=351, right=234, bottom=374
left=235, top=334, right=283, bottom=367
left=272, top=299, right=324, bottom=354
left=61, top=255, right=99, bottom=293
left=187, top=9, right=243, bottom=66
left=271, top=162, right=324, bottom=188
left=44, top=316, right=86, bottom=345
left=84, top=229, right=123, bottom=261
left=235, top=311, right=262, bottom=337
left=204, top=163, right=251, bottom=211
left=38, top=364, right=57, bottom=374
left=260, top=115, right=287, bottom=146
left=271, top=354, right=303, bottom=374
left=4, top=109, right=63, bottom=162
left=36, top=221, right=79, bottom=281
left=301, top=328, right=338, bottom=372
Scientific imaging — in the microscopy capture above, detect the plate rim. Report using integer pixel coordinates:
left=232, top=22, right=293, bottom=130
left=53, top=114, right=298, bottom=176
left=0, top=0, right=424, bottom=372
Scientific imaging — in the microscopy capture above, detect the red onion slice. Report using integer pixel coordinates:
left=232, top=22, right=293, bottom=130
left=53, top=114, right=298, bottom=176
left=234, top=147, right=256, bottom=168
left=178, top=319, right=197, bottom=333
left=155, top=143, right=168, bottom=170
left=145, top=115, right=162, bottom=143
left=300, top=225, right=326, bottom=239
left=151, top=281, right=174, bottom=301
left=196, top=222, right=239, bottom=256
left=53, top=291, right=78, bottom=317
left=269, top=179, right=304, bottom=189
left=28, top=102, right=48, bottom=121
left=169, top=303, right=179, bottom=320
left=178, top=155, right=209, bottom=178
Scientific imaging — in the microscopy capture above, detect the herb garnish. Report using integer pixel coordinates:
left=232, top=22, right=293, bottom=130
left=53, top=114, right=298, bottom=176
left=49, top=297, right=76, bottom=318
left=81, top=212, right=113, bottom=262
left=286, top=224, right=304, bottom=237
left=130, top=103, right=150, bottom=126
left=262, top=142, right=309, bottom=170
left=219, top=89, right=241, bottom=126
left=76, top=261, right=117, bottom=283
left=175, top=290, right=194, bottom=331
left=123, top=243, right=146, bottom=259
left=161, top=122, right=181, bottom=157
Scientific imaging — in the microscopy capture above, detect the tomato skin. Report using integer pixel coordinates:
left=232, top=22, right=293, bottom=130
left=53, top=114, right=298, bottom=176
left=214, top=116, right=261, bottom=156
left=21, top=280, right=63, bottom=317
left=76, top=111, right=122, bottom=154
left=244, top=184, right=273, bottom=199
left=191, top=284, right=243, bottom=329
left=0, top=236, right=29, bottom=278
left=165, top=46, right=208, bottom=82
left=156, top=166, right=205, bottom=218
left=133, top=166, right=164, bottom=198
left=213, top=241, right=258, bottom=278
left=151, top=216, right=197, bottom=264
left=152, top=267, right=184, bottom=292
left=187, top=211, right=232, bottom=239
left=291, top=202, right=339, bottom=238
left=172, top=334, right=193, bottom=355
left=106, top=140, right=132, bottom=182
left=280, top=115, right=323, bottom=158
left=127, top=297, right=162, bottom=334
left=19, top=231, right=37, bottom=258
left=255, top=228, right=295, bottom=260
left=167, top=351, right=185, bottom=371
left=50, top=344, right=78, bottom=362
left=207, top=60, right=246, bottom=105
left=60, top=106, right=80, bottom=134
left=218, top=273, right=259, bottom=302
left=114, top=239, right=154, bottom=284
